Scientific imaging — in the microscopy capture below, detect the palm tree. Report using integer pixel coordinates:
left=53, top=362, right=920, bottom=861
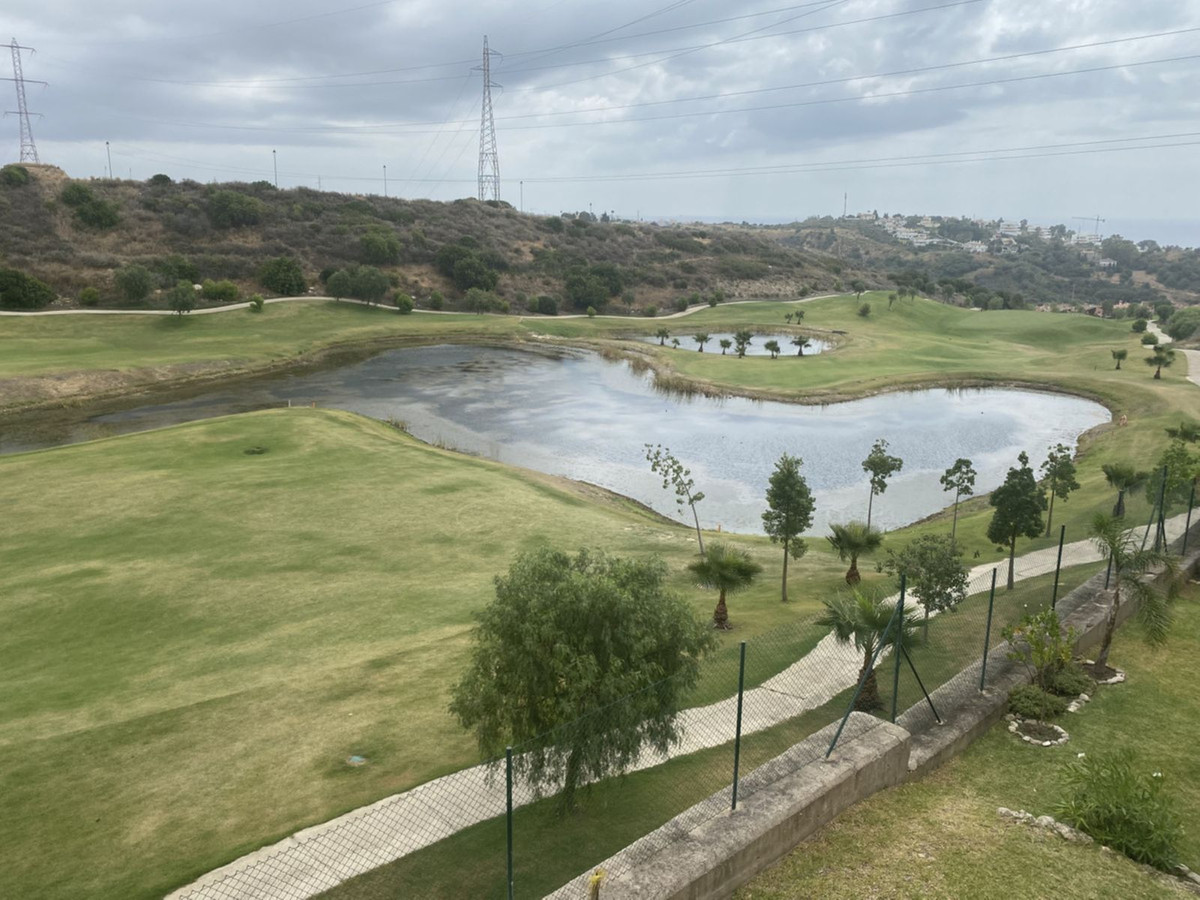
left=688, top=542, right=763, bottom=629
left=1146, top=345, right=1175, bottom=379
left=794, top=309, right=805, bottom=322
left=719, top=338, right=732, bottom=355
left=1101, top=462, right=1147, bottom=518
left=791, top=336, right=812, bottom=356
left=816, top=589, right=917, bottom=711
left=1088, top=513, right=1176, bottom=672
left=784, top=312, right=794, bottom=324
left=764, top=340, right=781, bottom=359
left=734, top=329, right=754, bottom=358
left=694, top=333, right=710, bottom=352
left=671, top=337, right=680, bottom=349
left=655, top=328, right=670, bottom=346
left=826, top=521, right=884, bottom=585
left=1111, top=348, right=1127, bottom=370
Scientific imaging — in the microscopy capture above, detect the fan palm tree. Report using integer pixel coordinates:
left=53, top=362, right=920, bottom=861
left=791, top=336, right=812, bottom=356
left=655, top=327, right=670, bottom=346
left=826, top=521, right=884, bottom=585
left=764, top=340, right=781, bottom=359
left=1111, top=348, right=1127, bottom=370
left=1101, top=462, right=1147, bottom=518
left=734, top=329, right=754, bottom=357
left=1088, top=513, right=1176, bottom=671
left=694, top=333, right=710, bottom=352
left=816, top=589, right=917, bottom=711
left=719, top=338, right=732, bottom=355
left=687, top=542, right=763, bottom=629
left=1146, top=345, right=1175, bottom=379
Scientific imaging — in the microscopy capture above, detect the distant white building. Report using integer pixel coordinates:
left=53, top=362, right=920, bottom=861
left=963, top=240, right=988, bottom=253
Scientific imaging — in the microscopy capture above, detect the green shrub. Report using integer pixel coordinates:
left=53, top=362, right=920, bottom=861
left=1047, top=663, right=1093, bottom=698
left=643, top=305, right=658, bottom=318
left=361, top=229, right=401, bottom=264
left=858, top=302, right=871, bottom=318
left=395, top=293, right=414, bottom=314
left=1005, top=608, right=1076, bottom=694
left=427, top=291, right=444, bottom=311
left=1130, top=318, right=1147, bottom=333
left=0, top=267, right=55, bottom=309
left=258, top=256, right=306, bottom=296
left=673, top=297, right=689, bottom=312
left=325, top=265, right=389, bottom=303
left=535, top=295, right=558, bottom=316
left=586, top=306, right=597, bottom=318
left=453, top=255, right=499, bottom=292
left=200, top=279, right=239, bottom=302
left=0, top=164, right=30, bottom=187
left=247, top=293, right=265, bottom=313
left=151, top=255, right=199, bottom=286
left=541, top=216, right=564, bottom=233
left=1141, top=332, right=1159, bottom=346
left=1007, top=684, right=1067, bottom=720
left=148, top=173, right=173, bottom=186
left=1053, top=749, right=1182, bottom=869
left=79, top=287, right=100, bottom=307
left=60, top=183, right=95, bottom=207
left=208, top=190, right=266, bottom=229
left=114, top=264, right=154, bottom=302
left=166, top=280, right=195, bottom=315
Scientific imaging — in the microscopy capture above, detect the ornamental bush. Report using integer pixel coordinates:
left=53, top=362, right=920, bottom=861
left=1007, top=684, right=1067, bottom=720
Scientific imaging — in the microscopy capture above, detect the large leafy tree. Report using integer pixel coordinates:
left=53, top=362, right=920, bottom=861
left=1101, top=462, right=1146, bottom=518
left=450, top=548, right=715, bottom=811
left=1088, top=514, right=1176, bottom=672
left=862, top=438, right=903, bottom=529
left=939, top=458, right=976, bottom=543
left=884, top=534, right=968, bottom=639
left=1041, top=443, right=1081, bottom=536
left=1145, top=439, right=1199, bottom=513
left=817, top=589, right=918, bottom=711
left=645, top=444, right=706, bottom=555
left=986, top=452, right=1047, bottom=589
left=762, top=453, right=816, bottom=603
left=826, top=521, right=884, bottom=585
left=688, top=542, right=763, bottom=629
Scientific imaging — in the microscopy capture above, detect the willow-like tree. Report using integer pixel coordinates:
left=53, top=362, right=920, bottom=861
left=939, top=457, right=976, bottom=543
left=986, top=452, right=1047, bottom=589
left=1101, top=462, right=1146, bottom=518
left=862, top=438, right=903, bottom=529
left=1041, top=443, right=1080, bottom=536
left=645, top=443, right=706, bottom=555
left=688, top=542, right=763, bottom=629
left=762, top=453, right=815, bottom=603
left=827, top=521, right=884, bottom=585
left=449, top=548, right=716, bottom=811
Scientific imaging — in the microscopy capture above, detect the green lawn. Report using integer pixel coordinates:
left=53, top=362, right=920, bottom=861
left=739, top=586, right=1200, bottom=900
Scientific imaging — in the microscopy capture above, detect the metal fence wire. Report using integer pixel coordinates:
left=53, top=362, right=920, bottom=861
left=169, top=467, right=1198, bottom=900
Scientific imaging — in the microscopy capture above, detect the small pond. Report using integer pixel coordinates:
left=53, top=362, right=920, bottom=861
left=1, top=345, right=1109, bottom=534
left=636, top=332, right=830, bottom=356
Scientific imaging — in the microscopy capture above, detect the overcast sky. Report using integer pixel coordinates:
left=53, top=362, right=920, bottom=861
left=5, top=0, right=1199, bottom=242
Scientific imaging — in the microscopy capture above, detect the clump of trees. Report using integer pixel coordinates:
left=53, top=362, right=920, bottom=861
left=114, top=264, right=153, bottom=302
left=60, top=182, right=120, bottom=229
left=206, top=189, right=265, bottom=229
left=0, top=266, right=55, bottom=310
left=258, top=256, right=306, bottom=296
left=326, top=265, right=390, bottom=304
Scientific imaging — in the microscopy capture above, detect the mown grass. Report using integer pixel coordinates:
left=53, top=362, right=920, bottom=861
left=738, top=585, right=1200, bottom=900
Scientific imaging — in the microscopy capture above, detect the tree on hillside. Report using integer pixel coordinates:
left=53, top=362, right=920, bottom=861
left=884, top=534, right=968, bottom=640
left=1041, top=443, right=1080, bottom=536
left=258, top=256, right=306, bottom=296
left=986, top=452, right=1047, bottom=590
left=939, top=457, right=976, bottom=543
left=655, top=328, right=670, bottom=346
left=719, top=338, right=732, bottom=355
left=791, top=336, right=812, bottom=356
left=693, top=333, right=710, bottom=352
left=1101, top=462, right=1147, bottom=518
left=849, top=278, right=867, bottom=299
left=734, top=329, right=753, bottom=358
left=449, top=548, right=716, bottom=811
left=114, top=264, right=153, bottom=303
left=762, top=453, right=816, bottom=603
left=862, top=438, right=903, bottom=529
left=1146, top=345, right=1175, bottom=379
left=645, top=444, right=706, bottom=555
left=764, top=339, right=781, bottom=359
left=1111, top=348, right=1127, bottom=370
left=688, top=541, right=763, bottom=629
left=166, top=280, right=195, bottom=315
left=827, top=521, right=884, bottom=585
left=817, top=589, right=917, bottom=712
left=0, top=267, right=55, bottom=310
left=1088, top=513, right=1176, bottom=673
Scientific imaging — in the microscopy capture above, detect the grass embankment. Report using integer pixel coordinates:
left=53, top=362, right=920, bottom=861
left=0, top=408, right=849, bottom=900
left=739, top=586, right=1200, bottom=900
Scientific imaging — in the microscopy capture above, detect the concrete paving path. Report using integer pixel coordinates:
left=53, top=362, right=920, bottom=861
left=166, top=510, right=1190, bottom=900
left=1147, top=321, right=1200, bottom=387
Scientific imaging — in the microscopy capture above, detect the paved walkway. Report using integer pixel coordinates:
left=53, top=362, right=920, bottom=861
left=1147, top=321, right=1200, bottom=387
left=166, top=509, right=1189, bottom=900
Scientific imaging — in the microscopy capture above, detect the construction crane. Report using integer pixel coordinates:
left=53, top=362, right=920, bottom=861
left=1073, top=215, right=1105, bottom=236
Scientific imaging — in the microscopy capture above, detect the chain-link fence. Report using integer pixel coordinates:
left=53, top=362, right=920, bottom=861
left=170, top=468, right=1198, bottom=900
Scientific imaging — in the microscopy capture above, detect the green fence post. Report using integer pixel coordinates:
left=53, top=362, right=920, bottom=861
left=980, top=568, right=998, bottom=691
left=1104, top=556, right=1112, bottom=589
left=506, top=746, right=514, bottom=900
left=1185, top=483, right=1196, bottom=554
left=891, top=575, right=906, bottom=724
left=1051, top=524, right=1066, bottom=609
left=731, top=641, right=747, bottom=811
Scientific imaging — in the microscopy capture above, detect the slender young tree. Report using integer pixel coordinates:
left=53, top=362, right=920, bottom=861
left=827, top=521, right=884, bottom=585
left=939, top=458, right=976, bottom=543
left=645, top=444, right=706, bottom=555
left=1101, top=462, right=1146, bottom=518
left=884, top=534, right=968, bottom=641
left=1041, top=443, right=1081, bottom=536
left=1088, top=513, right=1176, bottom=672
left=688, top=542, right=763, bottom=629
left=986, top=452, right=1047, bottom=589
left=693, top=333, right=710, bottom=352
left=862, top=438, right=903, bottom=529
left=762, top=453, right=816, bottom=603
left=817, top=589, right=917, bottom=711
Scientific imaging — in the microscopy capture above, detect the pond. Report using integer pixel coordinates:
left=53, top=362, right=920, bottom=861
left=1, top=345, right=1109, bottom=534
left=636, top=332, right=830, bottom=356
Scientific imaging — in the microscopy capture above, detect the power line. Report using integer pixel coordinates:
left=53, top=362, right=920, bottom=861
left=3, top=38, right=44, bottom=163
left=476, top=36, right=500, bottom=202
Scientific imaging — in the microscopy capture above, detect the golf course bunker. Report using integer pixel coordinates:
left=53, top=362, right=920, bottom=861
left=5, top=345, right=1109, bottom=533
left=637, top=332, right=831, bottom=356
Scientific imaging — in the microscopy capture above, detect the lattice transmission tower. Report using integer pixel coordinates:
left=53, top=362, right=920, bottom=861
left=4, top=38, right=43, bottom=164
left=476, top=36, right=501, bottom=202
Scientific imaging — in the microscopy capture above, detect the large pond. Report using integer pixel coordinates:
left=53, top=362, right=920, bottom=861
left=636, top=332, right=830, bottom=356
left=1, top=345, right=1109, bottom=534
